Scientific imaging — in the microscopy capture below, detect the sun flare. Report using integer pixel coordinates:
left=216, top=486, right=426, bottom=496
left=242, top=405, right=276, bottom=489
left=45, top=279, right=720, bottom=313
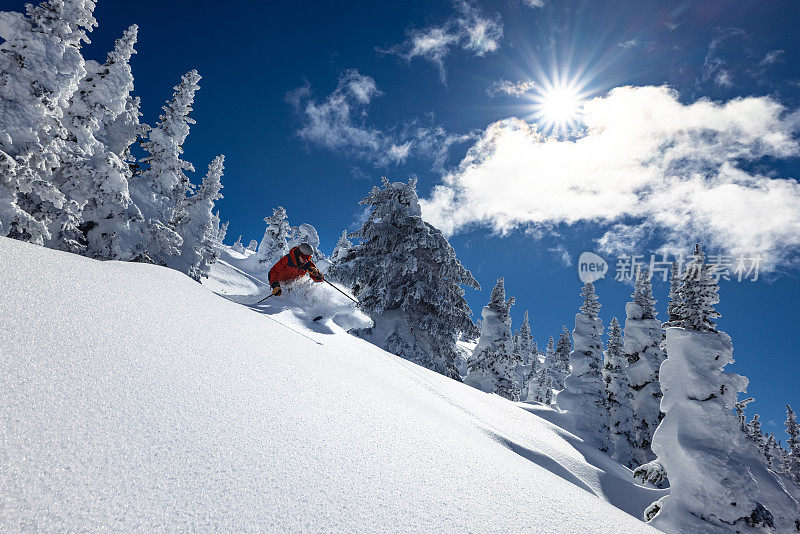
left=528, top=77, right=589, bottom=134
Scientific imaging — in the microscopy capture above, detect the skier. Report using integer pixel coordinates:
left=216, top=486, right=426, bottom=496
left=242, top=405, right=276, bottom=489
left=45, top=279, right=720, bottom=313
left=268, top=243, right=324, bottom=296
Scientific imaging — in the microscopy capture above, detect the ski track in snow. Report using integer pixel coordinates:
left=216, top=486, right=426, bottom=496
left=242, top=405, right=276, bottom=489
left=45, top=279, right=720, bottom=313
left=1, top=238, right=664, bottom=532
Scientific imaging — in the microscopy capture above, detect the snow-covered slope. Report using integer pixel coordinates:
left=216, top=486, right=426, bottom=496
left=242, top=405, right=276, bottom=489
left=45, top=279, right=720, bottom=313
left=1, top=238, right=664, bottom=532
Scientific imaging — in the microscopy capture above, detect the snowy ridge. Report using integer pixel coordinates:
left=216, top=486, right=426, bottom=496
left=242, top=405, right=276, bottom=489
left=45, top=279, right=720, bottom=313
left=1, top=237, right=663, bottom=531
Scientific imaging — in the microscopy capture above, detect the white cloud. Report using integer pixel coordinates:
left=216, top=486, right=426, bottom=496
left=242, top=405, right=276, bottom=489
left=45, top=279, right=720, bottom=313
left=618, top=39, right=641, bottom=49
left=420, top=86, right=800, bottom=270
left=292, top=69, right=472, bottom=168
left=487, top=80, right=536, bottom=98
left=378, top=1, right=503, bottom=84
left=760, top=49, right=785, bottom=66
left=522, top=0, right=545, bottom=7
left=714, top=69, right=733, bottom=87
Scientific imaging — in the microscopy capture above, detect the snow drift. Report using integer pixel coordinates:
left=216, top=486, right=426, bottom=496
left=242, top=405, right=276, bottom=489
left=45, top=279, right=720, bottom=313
left=1, top=237, right=663, bottom=532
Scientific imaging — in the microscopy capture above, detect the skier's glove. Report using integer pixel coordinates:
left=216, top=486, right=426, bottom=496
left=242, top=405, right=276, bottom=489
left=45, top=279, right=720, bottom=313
left=308, top=267, right=324, bottom=282
left=272, top=285, right=282, bottom=296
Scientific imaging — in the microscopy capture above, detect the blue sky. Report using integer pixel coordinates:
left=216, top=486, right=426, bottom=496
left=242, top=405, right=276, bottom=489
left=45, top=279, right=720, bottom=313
left=14, top=0, right=799, bottom=433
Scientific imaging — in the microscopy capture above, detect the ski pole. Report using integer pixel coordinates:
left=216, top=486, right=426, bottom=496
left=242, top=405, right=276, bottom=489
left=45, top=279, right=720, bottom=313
left=255, top=292, right=275, bottom=305
left=325, top=279, right=360, bottom=305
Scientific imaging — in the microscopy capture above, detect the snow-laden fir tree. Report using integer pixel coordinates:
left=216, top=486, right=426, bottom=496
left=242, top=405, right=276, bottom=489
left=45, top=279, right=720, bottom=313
left=676, top=244, right=721, bottom=332
left=254, top=206, right=291, bottom=268
left=514, top=310, right=536, bottom=394
left=558, top=282, right=610, bottom=452
left=784, top=405, right=800, bottom=485
left=748, top=414, right=764, bottom=449
left=169, top=155, right=224, bottom=280
left=734, top=397, right=755, bottom=433
left=0, top=0, right=97, bottom=244
left=663, top=261, right=683, bottom=328
left=551, top=327, right=572, bottom=390
left=639, top=245, right=800, bottom=534
left=465, top=278, right=520, bottom=400
left=212, top=217, right=228, bottom=245
left=56, top=24, right=146, bottom=259
left=624, top=267, right=665, bottom=466
left=328, top=178, right=479, bottom=379
left=246, top=239, right=258, bottom=252
left=231, top=235, right=245, bottom=254
left=604, top=316, right=637, bottom=468
left=129, top=70, right=201, bottom=266
left=330, top=229, right=352, bottom=263
left=763, top=433, right=779, bottom=471
left=514, top=310, right=536, bottom=366
left=288, top=223, right=323, bottom=261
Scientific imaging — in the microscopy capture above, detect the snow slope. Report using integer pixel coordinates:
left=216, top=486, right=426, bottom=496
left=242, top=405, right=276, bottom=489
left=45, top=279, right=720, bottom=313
left=1, top=238, right=664, bottom=532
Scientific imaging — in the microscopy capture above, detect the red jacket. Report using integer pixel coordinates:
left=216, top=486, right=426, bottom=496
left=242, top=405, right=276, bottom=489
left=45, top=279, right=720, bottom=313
left=269, top=246, right=323, bottom=287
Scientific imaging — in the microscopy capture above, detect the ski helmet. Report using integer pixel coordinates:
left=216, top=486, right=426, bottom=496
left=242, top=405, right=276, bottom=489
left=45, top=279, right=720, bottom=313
left=298, top=243, right=314, bottom=257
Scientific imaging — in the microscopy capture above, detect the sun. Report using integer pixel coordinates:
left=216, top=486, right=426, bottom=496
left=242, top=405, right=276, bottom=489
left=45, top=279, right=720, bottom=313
left=523, top=73, right=591, bottom=135
left=531, top=82, right=585, bottom=133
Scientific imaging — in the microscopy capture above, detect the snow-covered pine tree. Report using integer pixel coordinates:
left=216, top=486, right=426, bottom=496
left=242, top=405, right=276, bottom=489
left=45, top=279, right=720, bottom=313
left=641, top=246, right=800, bottom=533
left=465, top=278, right=521, bottom=400
left=551, top=327, right=571, bottom=390
left=515, top=310, right=535, bottom=366
left=215, top=218, right=228, bottom=245
left=624, top=267, right=665, bottom=466
left=328, top=178, right=480, bottom=379
left=330, top=229, right=352, bottom=263
left=169, top=155, right=224, bottom=280
left=558, top=282, right=610, bottom=452
left=129, top=70, right=201, bottom=265
left=231, top=235, right=245, bottom=254
left=604, top=316, right=637, bottom=468
left=56, top=24, right=147, bottom=259
left=0, top=0, right=97, bottom=244
left=784, top=405, right=800, bottom=485
left=544, top=375, right=553, bottom=404
left=530, top=365, right=547, bottom=403
left=748, top=414, right=764, bottom=448
left=763, top=433, right=779, bottom=471
left=288, top=223, right=323, bottom=261
left=246, top=239, right=258, bottom=252
left=663, top=261, right=683, bottom=328
left=677, top=244, right=720, bottom=332
left=734, top=397, right=755, bottom=433
left=254, top=206, right=291, bottom=268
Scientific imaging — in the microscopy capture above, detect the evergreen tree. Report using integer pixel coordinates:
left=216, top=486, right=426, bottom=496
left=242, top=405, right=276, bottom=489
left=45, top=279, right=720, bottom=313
left=551, top=327, right=571, bottom=390
left=170, top=155, right=224, bottom=280
left=604, top=316, right=636, bottom=468
left=57, top=24, right=146, bottom=259
left=641, top=246, right=800, bottom=533
left=465, top=278, right=520, bottom=400
left=632, top=267, right=658, bottom=319
left=624, top=267, right=665, bottom=466
left=664, top=261, right=683, bottom=327
left=130, top=70, right=202, bottom=265
left=288, top=223, right=323, bottom=260
left=544, top=374, right=553, bottom=405
left=254, top=206, right=291, bottom=268
left=734, top=397, right=755, bottom=433
left=676, top=244, right=720, bottom=332
left=764, top=433, right=779, bottom=471
left=748, top=414, right=764, bottom=448
left=246, top=239, right=258, bottom=252
left=784, top=405, right=800, bottom=485
left=231, top=235, right=245, bottom=254
left=0, top=0, right=97, bottom=244
left=515, top=310, right=535, bottom=366
left=558, top=282, right=610, bottom=452
left=328, top=178, right=479, bottom=378
left=330, top=229, right=352, bottom=263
